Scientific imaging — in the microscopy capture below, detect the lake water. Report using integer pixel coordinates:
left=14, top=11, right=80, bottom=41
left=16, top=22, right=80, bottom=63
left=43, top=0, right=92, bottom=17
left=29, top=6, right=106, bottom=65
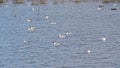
left=0, top=1, right=120, bottom=68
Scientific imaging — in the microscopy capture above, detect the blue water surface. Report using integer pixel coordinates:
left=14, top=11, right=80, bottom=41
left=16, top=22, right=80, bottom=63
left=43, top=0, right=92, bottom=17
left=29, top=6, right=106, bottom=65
left=0, top=1, right=120, bottom=68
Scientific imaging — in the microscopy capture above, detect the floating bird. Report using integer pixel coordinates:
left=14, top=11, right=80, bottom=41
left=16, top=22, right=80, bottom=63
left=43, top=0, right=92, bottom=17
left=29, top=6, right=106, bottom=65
left=111, top=4, right=117, bottom=11
left=23, top=40, right=28, bottom=45
left=101, top=36, right=106, bottom=42
left=53, top=41, right=61, bottom=46
left=71, top=6, right=74, bottom=9
left=32, top=7, right=35, bottom=11
left=28, top=26, right=35, bottom=32
left=45, top=16, right=49, bottom=19
left=87, top=50, right=91, bottom=54
left=58, top=34, right=66, bottom=39
left=65, top=31, right=73, bottom=35
left=114, top=4, right=117, bottom=7
left=111, top=8, right=117, bottom=11
left=97, top=5, right=103, bottom=10
left=27, top=3, right=31, bottom=7
left=51, top=21, right=57, bottom=25
left=26, top=19, right=32, bottom=23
